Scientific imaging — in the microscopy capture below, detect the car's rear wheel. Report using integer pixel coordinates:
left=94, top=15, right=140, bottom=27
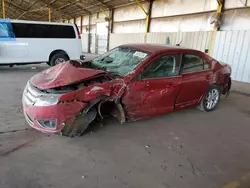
left=49, top=53, right=69, bottom=66
left=198, top=85, right=221, bottom=112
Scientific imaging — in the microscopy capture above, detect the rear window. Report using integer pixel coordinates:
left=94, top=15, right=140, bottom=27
left=11, top=23, right=76, bottom=38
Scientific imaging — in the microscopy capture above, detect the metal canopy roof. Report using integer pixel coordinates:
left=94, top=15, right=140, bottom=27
left=1, top=0, right=147, bottom=21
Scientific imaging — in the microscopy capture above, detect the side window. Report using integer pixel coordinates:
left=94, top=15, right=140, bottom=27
left=12, top=23, right=75, bottom=38
left=142, top=55, right=179, bottom=79
left=204, top=61, right=210, bottom=70
left=181, top=54, right=209, bottom=74
left=0, top=22, right=15, bottom=38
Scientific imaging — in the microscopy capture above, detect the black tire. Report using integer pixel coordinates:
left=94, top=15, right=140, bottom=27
left=49, top=53, right=69, bottom=66
left=198, top=85, right=221, bottom=112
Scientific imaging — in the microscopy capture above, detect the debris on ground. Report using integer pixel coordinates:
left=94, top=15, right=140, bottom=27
left=81, top=175, right=87, bottom=179
left=176, top=144, right=184, bottom=149
left=145, top=145, right=150, bottom=148
left=161, top=165, right=168, bottom=171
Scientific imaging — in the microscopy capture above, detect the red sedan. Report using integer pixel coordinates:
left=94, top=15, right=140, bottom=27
left=22, top=44, right=232, bottom=137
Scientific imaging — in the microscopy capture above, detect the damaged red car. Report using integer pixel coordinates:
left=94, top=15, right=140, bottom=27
left=22, top=44, right=232, bottom=137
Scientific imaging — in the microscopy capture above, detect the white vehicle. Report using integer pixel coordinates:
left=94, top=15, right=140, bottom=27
left=0, top=19, right=84, bottom=66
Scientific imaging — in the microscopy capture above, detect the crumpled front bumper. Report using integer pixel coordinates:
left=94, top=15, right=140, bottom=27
left=23, top=101, right=88, bottom=134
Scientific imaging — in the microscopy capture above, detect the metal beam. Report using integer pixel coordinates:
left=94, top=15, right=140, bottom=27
left=56, top=0, right=91, bottom=14
left=100, top=8, right=110, bottom=19
left=135, top=0, right=150, bottom=33
left=96, top=0, right=112, bottom=9
left=17, top=0, right=41, bottom=19
left=27, top=0, right=73, bottom=21
left=5, top=0, right=26, bottom=11
left=84, top=0, right=112, bottom=10
left=12, top=0, right=25, bottom=14
left=135, top=0, right=148, bottom=16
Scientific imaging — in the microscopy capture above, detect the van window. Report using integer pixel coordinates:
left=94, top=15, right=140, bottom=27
left=11, top=23, right=76, bottom=38
left=0, top=22, right=15, bottom=38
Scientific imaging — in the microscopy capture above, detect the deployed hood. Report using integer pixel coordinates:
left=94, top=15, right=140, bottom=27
left=30, top=62, right=105, bottom=89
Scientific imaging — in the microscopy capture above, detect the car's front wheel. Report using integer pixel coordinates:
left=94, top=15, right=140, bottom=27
left=198, top=85, right=221, bottom=112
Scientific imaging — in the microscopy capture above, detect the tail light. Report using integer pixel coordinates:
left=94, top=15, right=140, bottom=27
left=75, top=24, right=81, bottom=39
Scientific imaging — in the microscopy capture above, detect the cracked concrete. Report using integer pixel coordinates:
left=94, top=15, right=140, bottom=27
left=1, top=57, right=250, bottom=188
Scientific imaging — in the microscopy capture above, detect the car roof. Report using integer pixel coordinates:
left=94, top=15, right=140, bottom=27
left=120, top=43, right=200, bottom=54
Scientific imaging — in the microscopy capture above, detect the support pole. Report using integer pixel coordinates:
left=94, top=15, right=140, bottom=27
left=48, top=7, right=51, bottom=22
left=209, top=0, right=224, bottom=56
left=146, top=0, right=153, bottom=33
left=2, top=0, right=6, bottom=19
left=80, top=16, right=83, bottom=34
left=107, top=9, right=113, bottom=51
left=88, top=14, right=91, bottom=53
left=110, top=8, right=114, bottom=34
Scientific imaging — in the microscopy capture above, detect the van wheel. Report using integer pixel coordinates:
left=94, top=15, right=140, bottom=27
left=49, top=53, right=69, bottom=66
left=198, top=85, right=221, bottom=112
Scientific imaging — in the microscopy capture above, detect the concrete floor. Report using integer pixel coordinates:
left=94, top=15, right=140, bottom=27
left=1, top=59, right=250, bottom=188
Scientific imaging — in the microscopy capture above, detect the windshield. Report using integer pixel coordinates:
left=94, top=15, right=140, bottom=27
left=91, top=47, right=151, bottom=77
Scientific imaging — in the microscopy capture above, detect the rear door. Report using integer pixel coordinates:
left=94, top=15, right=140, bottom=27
left=122, top=53, right=182, bottom=119
left=175, top=53, right=212, bottom=109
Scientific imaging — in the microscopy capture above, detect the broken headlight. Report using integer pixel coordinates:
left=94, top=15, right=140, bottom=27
left=37, top=119, right=56, bottom=129
left=34, top=94, right=60, bottom=107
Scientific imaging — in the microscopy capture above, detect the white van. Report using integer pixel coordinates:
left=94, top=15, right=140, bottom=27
left=0, top=19, right=84, bottom=66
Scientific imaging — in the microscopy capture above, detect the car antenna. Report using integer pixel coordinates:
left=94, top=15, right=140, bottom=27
left=176, top=38, right=183, bottom=46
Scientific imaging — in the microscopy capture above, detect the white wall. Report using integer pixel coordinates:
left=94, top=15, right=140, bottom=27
left=112, top=0, right=250, bottom=33
left=113, top=20, right=146, bottom=33
left=221, top=9, right=250, bottom=30
left=114, top=3, right=148, bottom=22
left=113, top=2, right=148, bottom=33
left=224, top=0, right=250, bottom=8
left=151, top=0, right=217, bottom=18
left=150, top=13, right=214, bottom=32
left=213, top=30, right=250, bottom=83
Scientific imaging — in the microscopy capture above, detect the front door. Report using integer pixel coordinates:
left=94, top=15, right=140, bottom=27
left=122, top=53, right=182, bottom=119
left=175, top=53, right=213, bottom=109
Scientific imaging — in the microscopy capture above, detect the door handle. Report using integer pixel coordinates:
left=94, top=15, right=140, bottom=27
left=206, top=75, right=211, bottom=80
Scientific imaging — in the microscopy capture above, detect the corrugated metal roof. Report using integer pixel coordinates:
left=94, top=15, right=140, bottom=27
left=0, top=0, right=147, bottom=21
